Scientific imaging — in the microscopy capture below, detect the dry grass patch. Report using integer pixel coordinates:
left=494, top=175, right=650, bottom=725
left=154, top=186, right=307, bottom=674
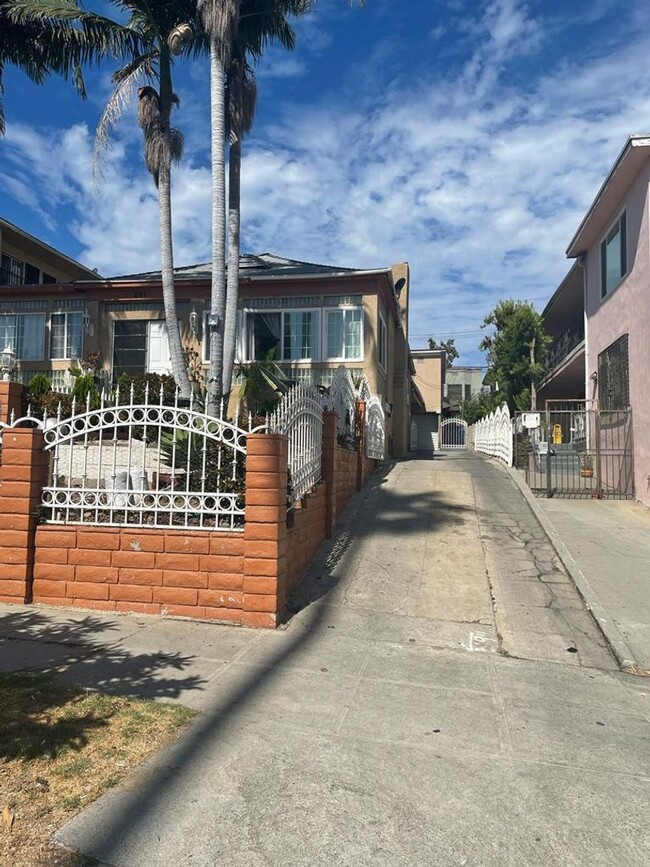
left=0, top=671, right=197, bottom=867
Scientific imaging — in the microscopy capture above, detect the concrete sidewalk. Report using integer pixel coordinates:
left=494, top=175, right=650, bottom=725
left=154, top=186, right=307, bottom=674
left=1, top=455, right=648, bottom=866
left=535, top=496, right=650, bottom=673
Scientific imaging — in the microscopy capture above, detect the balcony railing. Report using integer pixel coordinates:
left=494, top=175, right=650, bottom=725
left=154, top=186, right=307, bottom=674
left=545, top=316, right=585, bottom=375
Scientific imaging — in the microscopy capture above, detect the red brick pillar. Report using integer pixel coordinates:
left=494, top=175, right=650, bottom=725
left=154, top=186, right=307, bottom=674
left=0, top=428, right=48, bottom=604
left=322, top=411, right=338, bottom=538
left=356, top=400, right=366, bottom=492
left=0, top=381, right=24, bottom=426
left=243, top=434, right=288, bottom=628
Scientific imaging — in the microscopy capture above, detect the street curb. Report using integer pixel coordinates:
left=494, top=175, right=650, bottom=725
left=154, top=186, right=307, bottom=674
left=505, top=465, right=638, bottom=672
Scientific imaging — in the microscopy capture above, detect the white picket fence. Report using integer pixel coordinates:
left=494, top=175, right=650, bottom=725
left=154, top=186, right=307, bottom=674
left=473, top=403, right=514, bottom=467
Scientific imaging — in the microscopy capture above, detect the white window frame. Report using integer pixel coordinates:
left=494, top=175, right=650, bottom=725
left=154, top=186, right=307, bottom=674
left=600, top=210, right=627, bottom=299
left=324, top=306, right=364, bottom=362
left=0, top=312, right=46, bottom=361
left=50, top=310, right=83, bottom=360
left=239, top=308, right=322, bottom=363
left=378, top=310, right=387, bottom=371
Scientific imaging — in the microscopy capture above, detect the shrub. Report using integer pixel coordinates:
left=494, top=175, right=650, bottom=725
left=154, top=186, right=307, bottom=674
left=27, top=373, right=52, bottom=396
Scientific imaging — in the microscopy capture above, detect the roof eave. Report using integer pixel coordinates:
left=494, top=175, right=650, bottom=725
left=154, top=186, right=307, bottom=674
left=566, top=134, right=650, bottom=258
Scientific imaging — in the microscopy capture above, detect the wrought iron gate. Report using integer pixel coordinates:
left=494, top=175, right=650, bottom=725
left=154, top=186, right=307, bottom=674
left=514, top=402, right=634, bottom=499
left=439, top=417, right=468, bottom=449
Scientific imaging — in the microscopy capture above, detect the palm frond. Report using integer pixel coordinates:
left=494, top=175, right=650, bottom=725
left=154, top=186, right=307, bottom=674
left=144, top=126, right=184, bottom=186
left=197, top=0, right=238, bottom=59
left=93, top=61, right=148, bottom=183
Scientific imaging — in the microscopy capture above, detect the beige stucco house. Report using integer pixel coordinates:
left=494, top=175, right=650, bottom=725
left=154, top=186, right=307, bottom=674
left=0, top=231, right=414, bottom=457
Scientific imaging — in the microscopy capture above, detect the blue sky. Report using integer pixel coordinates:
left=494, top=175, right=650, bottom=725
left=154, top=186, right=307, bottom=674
left=2, top=0, right=650, bottom=364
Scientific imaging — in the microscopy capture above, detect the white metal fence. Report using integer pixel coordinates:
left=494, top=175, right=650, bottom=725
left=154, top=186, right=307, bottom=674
left=328, top=366, right=358, bottom=437
left=440, top=417, right=468, bottom=449
left=365, top=396, right=386, bottom=460
left=268, top=366, right=386, bottom=506
left=39, top=384, right=259, bottom=531
left=269, top=382, right=324, bottom=505
left=473, top=403, right=513, bottom=467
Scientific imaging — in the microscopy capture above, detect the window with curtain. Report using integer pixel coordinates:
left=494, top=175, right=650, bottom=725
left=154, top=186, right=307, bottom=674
left=283, top=311, right=319, bottom=360
left=0, top=313, right=45, bottom=359
left=326, top=308, right=363, bottom=360
left=244, top=312, right=281, bottom=360
left=50, top=311, right=83, bottom=359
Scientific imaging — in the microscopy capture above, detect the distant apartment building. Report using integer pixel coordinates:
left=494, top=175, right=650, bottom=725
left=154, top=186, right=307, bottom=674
left=444, top=366, right=486, bottom=410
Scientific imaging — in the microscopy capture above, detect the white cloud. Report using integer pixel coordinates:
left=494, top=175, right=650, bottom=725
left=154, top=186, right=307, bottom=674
left=4, top=1, right=650, bottom=366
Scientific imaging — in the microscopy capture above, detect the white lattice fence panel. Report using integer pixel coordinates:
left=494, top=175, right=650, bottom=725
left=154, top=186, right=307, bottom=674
left=269, top=382, right=324, bottom=504
left=365, top=396, right=386, bottom=460
left=39, top=384, right=259, bottom=531
left=473, top=403, right=513, bottom=467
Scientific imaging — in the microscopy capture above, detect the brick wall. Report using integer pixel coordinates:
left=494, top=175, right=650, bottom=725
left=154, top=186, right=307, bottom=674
left=32, top=525, right=244, bottom=621
left=335, top=447, right=358, bottom=519
left=286, top=482, right=327, bottom=596
left=0, top=388, right=377, bottom=628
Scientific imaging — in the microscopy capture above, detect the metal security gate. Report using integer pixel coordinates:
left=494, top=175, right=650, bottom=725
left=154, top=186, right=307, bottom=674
left=514, top=402, right=634, bottom=499
left=439, top=417, right=468, bottom=449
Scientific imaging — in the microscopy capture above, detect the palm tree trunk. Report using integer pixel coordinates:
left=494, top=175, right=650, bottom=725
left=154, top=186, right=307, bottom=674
left=223, top=134, right=241, bottom=398
left=207, top=38, right=227, bottom=414
left=158, top=160, right=191, bottom=399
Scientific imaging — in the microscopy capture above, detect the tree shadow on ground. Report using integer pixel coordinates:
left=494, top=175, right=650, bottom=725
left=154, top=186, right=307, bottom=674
left=286, top=458, right=476, bottom=616
left=3, top=455, right=487, bottom=864
left=0, top=610, right=206, bottom=761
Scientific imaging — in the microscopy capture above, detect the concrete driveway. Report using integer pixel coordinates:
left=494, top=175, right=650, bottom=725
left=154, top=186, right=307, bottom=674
left=2, top=453, right=648, bottom=866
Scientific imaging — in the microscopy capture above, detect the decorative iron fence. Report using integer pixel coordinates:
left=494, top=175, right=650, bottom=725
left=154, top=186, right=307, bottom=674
left=474, top=404, right=513, bottom=466
left=38, top=384, right=259, bottom=531
left=365, top=396, right=386, bottom=460
left=514, top=405, right=633, bottom=499
left=269, top=382, right=324, bottom=505
left=327, top=366, right=358, bottom=438
left=440, top=417, right=468, bottom=449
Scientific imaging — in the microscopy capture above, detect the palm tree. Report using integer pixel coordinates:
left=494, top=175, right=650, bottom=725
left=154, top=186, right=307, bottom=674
left=1, top=0, right=138, bottom=135
left=8, top=1, right=202, bottom=399
left=222, top=48, right=256, bottom=397
left=196, top=0, right=239, bottom=413
left=199, top=0, right=317, bottom=411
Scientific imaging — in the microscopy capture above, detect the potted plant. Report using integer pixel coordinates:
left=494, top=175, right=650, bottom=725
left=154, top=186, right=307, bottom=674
left=580, top=454, right=594, bottom=478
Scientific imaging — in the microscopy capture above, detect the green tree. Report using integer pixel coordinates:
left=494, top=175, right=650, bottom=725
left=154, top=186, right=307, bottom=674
left=459, top=389, right=499, bottom=425
left=480, top=299, right=551, bottom=412
left=427, top=337, right=459, bottom=366
left=2, top=0, right=137, bottom=135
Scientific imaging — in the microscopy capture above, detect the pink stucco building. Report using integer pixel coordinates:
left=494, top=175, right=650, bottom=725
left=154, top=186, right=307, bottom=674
left=543, top=135, right=650, bottom=506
